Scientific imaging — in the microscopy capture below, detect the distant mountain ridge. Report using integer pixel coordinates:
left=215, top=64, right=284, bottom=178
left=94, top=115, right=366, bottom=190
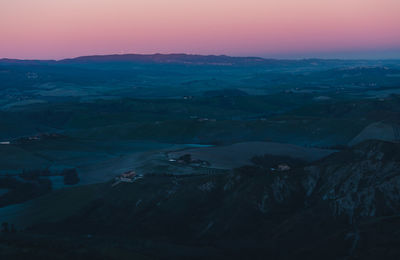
left=2, top=54, right=400, bottom=73
left=60, top=53, right=272, bottom=66
left=0, top=53, right=271, bottom=66
left=2, top=53, right=396, bottom=66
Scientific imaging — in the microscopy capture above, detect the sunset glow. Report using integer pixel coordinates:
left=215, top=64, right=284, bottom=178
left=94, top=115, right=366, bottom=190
left=1, top=0, right=399, bottom=59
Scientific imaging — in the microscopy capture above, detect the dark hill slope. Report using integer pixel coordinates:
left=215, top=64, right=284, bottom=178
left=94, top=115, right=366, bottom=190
left=2, top=140, right=400, bottom=259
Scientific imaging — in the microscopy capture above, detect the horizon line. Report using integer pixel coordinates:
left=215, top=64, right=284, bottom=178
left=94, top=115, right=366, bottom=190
left=2, top=52, right=400, bottom=62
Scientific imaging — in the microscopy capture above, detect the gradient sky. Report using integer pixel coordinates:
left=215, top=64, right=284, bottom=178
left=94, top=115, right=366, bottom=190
left=1, top=0, right=400, bottom=59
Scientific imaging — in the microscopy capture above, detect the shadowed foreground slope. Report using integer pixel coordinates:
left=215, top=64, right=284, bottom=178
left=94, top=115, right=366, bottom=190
left=1, top=140, right=400, bottom=259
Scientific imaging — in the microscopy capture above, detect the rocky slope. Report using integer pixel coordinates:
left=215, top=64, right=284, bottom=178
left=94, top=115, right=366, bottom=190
left=1, top=140, right=400, bottom=259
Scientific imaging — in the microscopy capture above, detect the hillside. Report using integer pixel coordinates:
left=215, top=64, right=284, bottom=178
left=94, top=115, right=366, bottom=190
left=1, top=140, right=400, bottom=259
left=349, top=122, right=400, bottom=145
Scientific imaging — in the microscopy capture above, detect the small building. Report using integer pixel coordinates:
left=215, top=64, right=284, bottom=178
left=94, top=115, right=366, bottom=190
left=121, top=170, right=136, bottom=178
left=112, top=170, right=143, bottom=186
left=277, top=164, right=291, bottom=172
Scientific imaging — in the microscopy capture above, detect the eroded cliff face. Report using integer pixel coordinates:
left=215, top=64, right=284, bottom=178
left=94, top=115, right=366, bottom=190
left=303, top=141, right=400, bottom=223
left=56, top=141, right=400, bottom=237
left=15, top=140, right=400, bottom=259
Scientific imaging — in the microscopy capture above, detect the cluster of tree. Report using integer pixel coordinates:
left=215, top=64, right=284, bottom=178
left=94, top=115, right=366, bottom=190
left=0, top=177, right=52, bottom=207
left=177, top=154, right=211, bottom=166
left=178, top=154, right=192, bottom=163
left=0, top=168, right=80, bottom=207
left=19, top=168, right=80, bottom=185
left=20, top=168, right=51, bottom=180
left=1, top=222, right=16, bottom=233
left=0, top=177, right=21, bottom=189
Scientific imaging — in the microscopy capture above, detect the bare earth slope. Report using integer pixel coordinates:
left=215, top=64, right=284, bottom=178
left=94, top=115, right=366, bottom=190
left=349, top=122, right=400, bottom=146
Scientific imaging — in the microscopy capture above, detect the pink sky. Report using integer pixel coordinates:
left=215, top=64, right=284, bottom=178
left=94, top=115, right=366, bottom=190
left=1, top=0, right=400, bottom=59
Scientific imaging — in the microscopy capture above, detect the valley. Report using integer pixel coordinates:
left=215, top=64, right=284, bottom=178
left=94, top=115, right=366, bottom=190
left=1, top=54, right=400, bottom=259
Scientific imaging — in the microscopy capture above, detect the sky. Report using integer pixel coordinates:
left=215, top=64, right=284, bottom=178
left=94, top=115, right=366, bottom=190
left=0, top=0, right=400, bottom=60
